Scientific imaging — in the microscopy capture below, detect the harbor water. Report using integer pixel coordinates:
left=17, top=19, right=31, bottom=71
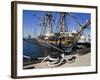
left=23, top=39, right=45, bottom=62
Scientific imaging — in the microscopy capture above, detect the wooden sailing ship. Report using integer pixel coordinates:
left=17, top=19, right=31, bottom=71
left=38, top=12, right=90, bottom=48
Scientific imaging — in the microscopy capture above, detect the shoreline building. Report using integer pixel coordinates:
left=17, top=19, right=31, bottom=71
left=78, top=35, right=91, bottom=43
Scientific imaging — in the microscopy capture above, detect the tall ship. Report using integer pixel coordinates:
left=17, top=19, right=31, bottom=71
left=37, top=12, right=90, bottom=51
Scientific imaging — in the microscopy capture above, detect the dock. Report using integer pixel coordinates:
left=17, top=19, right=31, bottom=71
left=23, top=46, right=90, bottom=69
left=23, top=52, right=90, bottom=69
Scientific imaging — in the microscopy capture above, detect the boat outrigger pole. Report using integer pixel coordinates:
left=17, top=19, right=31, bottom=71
left=73, top=20, right=91, bottom=43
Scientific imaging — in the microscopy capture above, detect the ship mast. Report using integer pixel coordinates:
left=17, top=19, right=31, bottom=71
left=40, top=16, right=45, bottom=36
left=39, top=12, right=52, bottom=38
left=46, top=12, right=52, bottom=35
left=60, top=13, right=66, bottom=33
left=55, top=12, right=68, bottom=33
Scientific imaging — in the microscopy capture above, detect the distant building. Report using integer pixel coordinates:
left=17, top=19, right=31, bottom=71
left=78, top=35, right=91, bottom=43
left=28, top=35, right=32, bottom=39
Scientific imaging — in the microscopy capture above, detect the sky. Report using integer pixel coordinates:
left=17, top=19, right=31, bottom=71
left=23, top=10, right=91, bottom=38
